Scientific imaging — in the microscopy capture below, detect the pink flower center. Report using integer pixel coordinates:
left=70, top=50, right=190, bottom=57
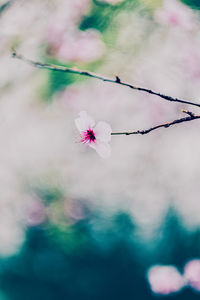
left=80, top=129, right=96, bottom=144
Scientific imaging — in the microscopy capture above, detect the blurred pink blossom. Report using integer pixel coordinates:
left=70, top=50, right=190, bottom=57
left=47, top=28, right=105, bottom=63
left=72, top=0, right=91, bottom=22
left=60, top=87, right=81, bottom=110
left=23, top=198, right=46, bottom=226
left=47, top=0, right=90, bottom=31
left=147, top=265, right=184, bottom=295
left=75, top=111, right=112, bottom=158
left=154, top=0, right=195, bottom=30
left=57, top=29, right=105, bottom=63
left=179, top=43, right=200, bottom=80
left=184, top=259, right=200, bottom=291
left=45, top=0, right=104, bottom=63
left=64, top=198, right=89, bottom=223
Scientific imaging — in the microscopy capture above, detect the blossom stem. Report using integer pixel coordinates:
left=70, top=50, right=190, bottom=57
left=12, top=50, right=200, bottom=109
left=111, top=110, right=200, bottom=135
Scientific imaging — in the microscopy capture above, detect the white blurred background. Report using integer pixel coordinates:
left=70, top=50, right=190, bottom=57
left=0, top=0, right=200, bottom=258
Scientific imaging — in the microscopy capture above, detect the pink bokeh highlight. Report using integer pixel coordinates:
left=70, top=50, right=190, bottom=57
left=184, top=259, right=200, bottom=292
left=23, top=198, right=46, bottom=227
left=154, top=0, right=195, bottom=30
left=46, top=20, right=104, bottom=63
left=56, top=29, right=105, bottom=63
left=147, top=265, right=184, bottom=295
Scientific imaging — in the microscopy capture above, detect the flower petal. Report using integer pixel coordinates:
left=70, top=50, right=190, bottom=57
left=94, top=141, right=111, bottom=158
left=94, top=121, right=112, bottom=142
left=75, top=111, right=95, bottom=132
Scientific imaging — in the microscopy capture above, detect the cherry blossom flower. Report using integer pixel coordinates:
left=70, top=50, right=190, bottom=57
left=147, top=265, right=184, bottom=295
left=184, top=259, right=200, bottom=291
left=75, top=111, right=112, bottom=158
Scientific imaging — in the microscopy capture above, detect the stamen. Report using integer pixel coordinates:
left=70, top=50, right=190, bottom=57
left=87, top=129, right=96, bottom=141
left=79, top=129, right=96, bottom=144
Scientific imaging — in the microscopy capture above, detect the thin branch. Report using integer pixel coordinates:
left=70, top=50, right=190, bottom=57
left=111, top=110, right=200, bottom=135
left=12, top=50, right=200, bottom=109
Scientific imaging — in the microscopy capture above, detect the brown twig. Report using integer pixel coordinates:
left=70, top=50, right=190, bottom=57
left=11, top=51, right=200, bottom=136
left=12, top=50, right=200, bottom=109
left=111, top=110, right=200, bottom=135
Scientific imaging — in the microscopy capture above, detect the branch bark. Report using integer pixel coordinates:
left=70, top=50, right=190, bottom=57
left=11, top=51, right=200, bottom=136
left=12, top=50, right=200, bottom=109
left=111, top=110, right=200, bottom=135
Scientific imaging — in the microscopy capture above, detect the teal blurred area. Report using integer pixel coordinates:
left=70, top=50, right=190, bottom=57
left=181, top=0, right=200, bottom=9
left=0, top=209, right=200, bottom=299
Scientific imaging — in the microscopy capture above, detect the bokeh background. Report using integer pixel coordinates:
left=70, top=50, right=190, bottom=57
left=1, top=0, right=200, bottom=299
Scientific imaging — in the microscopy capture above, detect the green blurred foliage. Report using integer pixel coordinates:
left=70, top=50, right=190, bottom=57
left=47, top=222, right=93, bottom=255
left=43, top=57, right=104, bottom=101
left=181, top=0, right=200, bottom=9
left=42, top=59, right=78, bottom=101
left=33, top=184, right=64, bottom=205
left=80, top=0, right=138, bottom=32
left=0, top=1, right=11, bottom=16
left=139, top=0, right=162, bottom=9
